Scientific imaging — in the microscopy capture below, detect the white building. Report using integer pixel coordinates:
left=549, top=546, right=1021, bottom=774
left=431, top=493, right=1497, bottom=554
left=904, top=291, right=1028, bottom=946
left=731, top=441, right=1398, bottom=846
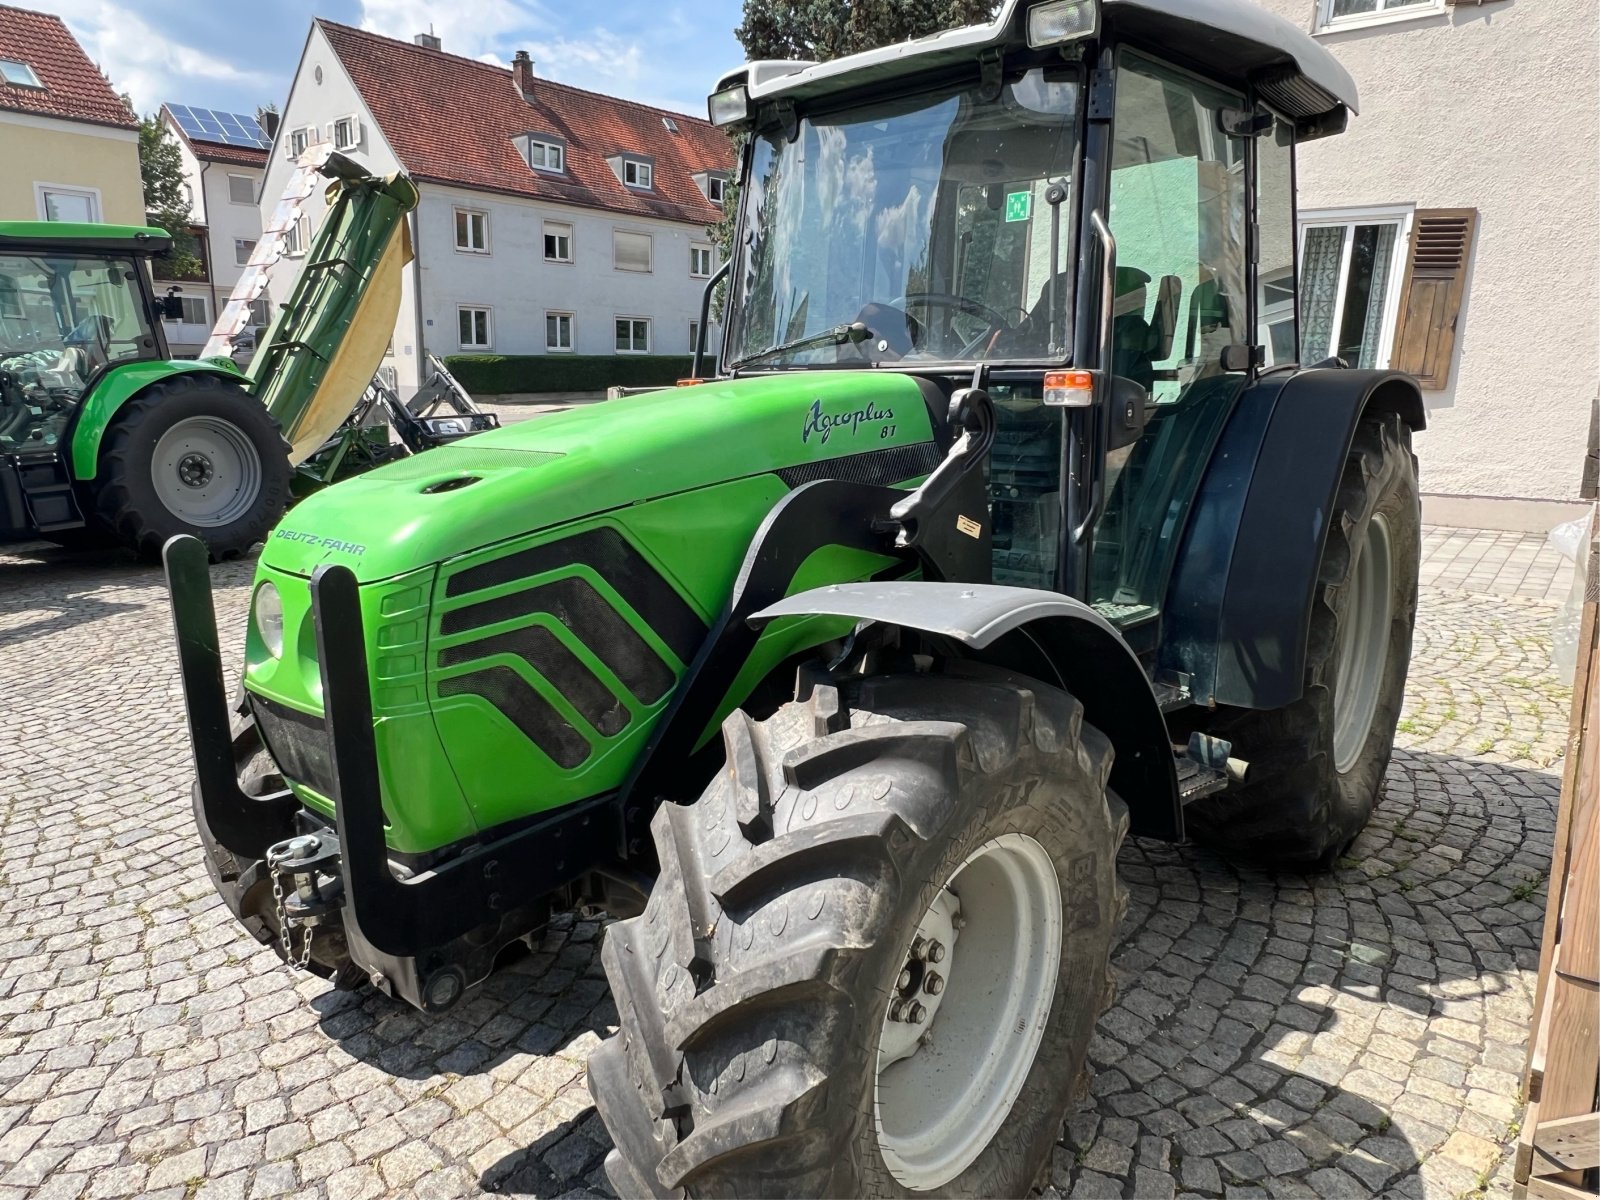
left=1257, top=0, right=1599, bottom=530
left=262, top=21, right=734, bottom=396
left=156, top=105, right=273, bottom=357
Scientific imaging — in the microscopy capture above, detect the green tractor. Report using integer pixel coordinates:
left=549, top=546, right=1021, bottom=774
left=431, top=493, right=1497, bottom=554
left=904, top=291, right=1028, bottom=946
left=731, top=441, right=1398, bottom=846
left=166, top=0, right=1423, bottom=1193
left=0, top=221, right=291, bottom=558
left=1, top=153, right=470, bottom=559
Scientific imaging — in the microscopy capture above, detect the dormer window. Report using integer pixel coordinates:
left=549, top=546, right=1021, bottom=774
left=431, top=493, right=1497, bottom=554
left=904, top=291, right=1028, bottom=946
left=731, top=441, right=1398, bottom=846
left=0, top=59, right=42, bottom=88
left=694, top=171, right=730, bottom=206
left=623, top=159, right=652, bottom=190
left=517, top=134, right=565, bottom=173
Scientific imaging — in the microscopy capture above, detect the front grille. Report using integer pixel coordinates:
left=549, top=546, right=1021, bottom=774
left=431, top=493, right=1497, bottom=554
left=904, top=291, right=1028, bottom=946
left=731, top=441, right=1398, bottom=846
left=252, top=695, right=337, bottom=799
left=438, top=624, right=630, bottom=737
left=441, top=576, right=676, bottom=703
left=437, top=665, right=591, bottom=769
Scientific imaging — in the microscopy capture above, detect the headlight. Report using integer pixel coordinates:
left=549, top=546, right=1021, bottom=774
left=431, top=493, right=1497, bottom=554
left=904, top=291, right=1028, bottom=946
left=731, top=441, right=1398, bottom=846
left=708, top=84, right=750, bottom=128
left=254, top=581, right=284, bottom=658
left=1027, top=0, right=1098, bottom=48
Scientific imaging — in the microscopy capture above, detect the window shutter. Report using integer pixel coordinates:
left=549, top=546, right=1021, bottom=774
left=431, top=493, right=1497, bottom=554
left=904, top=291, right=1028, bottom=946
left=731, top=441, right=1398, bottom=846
left=1390, top=208, right=1477, bottom=390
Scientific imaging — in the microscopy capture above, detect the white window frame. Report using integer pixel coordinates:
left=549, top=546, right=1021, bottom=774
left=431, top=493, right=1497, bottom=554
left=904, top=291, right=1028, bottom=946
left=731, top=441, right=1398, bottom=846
left=525, top=139, right=565, bottom=173
left=543, top=221, right=573, bottom=263
left=546, top=310, right=574, bottom=353
left=35, top=183, right=101, bottom=223
left=706, top=176, right=727, bottom=206
left=690, top=243, right=713, bottom=278
left=0, top=58, right=42, bottom=88
left=281, top=215, right=310, bottom=258
left=227, top=174, right=255, bottom=206
left=331, top=114, right=362, bottom=151
left=248, top=296, right=272, bottom=327
left=454, top=207, right=490, bottom=255
left=689, top=319, right=701, bottom=353
left=164, top=295, right=208, bottom=326
left=623, top=160, right=653, bottom=190
left=1315, top=0, right=1444, bottom=34
left=458, top=305, right=494, bottom=350
left=234, top=238, right=256, bottom=267
left=613, top=229, right=653, bottom=274
left=615, top=316, right=651, bottom=354
left=1297, top=204, right=1414, bottom=370
left=287, top=126, right=314, bottom=159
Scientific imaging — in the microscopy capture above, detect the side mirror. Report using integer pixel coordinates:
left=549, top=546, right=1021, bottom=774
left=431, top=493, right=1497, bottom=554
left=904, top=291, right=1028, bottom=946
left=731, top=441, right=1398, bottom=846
left=161, top=295, right=184, bottom=320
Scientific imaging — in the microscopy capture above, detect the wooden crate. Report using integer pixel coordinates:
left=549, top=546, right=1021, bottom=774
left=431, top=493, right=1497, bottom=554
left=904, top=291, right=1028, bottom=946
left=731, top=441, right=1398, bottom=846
left=1516, top=501, right=1600, bottom=1199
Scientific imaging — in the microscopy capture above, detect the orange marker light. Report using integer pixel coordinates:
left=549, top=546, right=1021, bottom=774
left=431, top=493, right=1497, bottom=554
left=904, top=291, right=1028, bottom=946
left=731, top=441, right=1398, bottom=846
left=1043, top=370, right=1095, bottom=407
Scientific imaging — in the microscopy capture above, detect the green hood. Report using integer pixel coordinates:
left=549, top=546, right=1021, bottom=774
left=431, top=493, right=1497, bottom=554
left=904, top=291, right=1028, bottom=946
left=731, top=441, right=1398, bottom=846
left=261, top=371, right=937, bottom=581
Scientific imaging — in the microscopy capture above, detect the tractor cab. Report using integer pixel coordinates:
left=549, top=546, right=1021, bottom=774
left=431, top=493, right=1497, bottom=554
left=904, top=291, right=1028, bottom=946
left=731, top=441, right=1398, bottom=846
left=0, top=224, right=173, bottom=455
left=709, top=0, right=1362, bottom=663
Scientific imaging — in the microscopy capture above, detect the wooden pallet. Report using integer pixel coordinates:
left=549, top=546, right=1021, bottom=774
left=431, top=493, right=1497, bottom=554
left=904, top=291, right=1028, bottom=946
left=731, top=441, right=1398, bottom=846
left=1516, top=505, right=1600, bottom=1199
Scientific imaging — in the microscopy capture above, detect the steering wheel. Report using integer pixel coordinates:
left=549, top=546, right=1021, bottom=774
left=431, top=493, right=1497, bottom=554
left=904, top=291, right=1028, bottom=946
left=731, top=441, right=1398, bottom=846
left=890, top=292, right=1028, bottom=357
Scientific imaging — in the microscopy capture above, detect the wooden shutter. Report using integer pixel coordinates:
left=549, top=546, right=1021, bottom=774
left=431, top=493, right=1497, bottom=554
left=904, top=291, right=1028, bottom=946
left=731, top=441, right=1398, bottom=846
left=1390, top=208, right=1478, bottom=390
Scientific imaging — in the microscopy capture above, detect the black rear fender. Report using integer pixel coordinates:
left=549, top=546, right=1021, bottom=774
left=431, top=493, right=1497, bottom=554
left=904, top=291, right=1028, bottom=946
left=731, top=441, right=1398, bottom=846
left=752, top=581, right=1182, bottom=841
left=1163, top=368, right=1425, bottom=711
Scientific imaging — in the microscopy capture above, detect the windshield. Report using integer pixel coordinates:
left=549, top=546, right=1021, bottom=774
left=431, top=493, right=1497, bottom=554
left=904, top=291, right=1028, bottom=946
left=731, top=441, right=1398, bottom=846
left=0, top=254, right=154, bottom=451
left=728, top=66, right=1082, bottom=370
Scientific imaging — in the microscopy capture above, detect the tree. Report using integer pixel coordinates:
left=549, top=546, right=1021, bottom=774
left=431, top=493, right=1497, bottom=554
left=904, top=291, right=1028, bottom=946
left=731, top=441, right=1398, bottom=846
left=131, top=100, right=203, bottom=280
left=709, top=0, right=999, bottom=317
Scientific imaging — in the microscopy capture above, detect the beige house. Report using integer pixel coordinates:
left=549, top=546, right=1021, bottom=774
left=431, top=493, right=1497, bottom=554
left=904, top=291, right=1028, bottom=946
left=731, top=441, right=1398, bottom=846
left=0, top=6, right=142, bottom=225
left=1255, top=0, right=1599, bottom=530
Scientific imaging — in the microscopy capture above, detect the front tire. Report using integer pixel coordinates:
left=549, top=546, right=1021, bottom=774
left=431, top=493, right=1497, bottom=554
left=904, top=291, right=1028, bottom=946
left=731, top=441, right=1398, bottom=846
left=590, top=665, right=1128, bottom=1197
left=1186, top=412, right=1420, bottom=868
left=93, top=373, right=291, bottom=560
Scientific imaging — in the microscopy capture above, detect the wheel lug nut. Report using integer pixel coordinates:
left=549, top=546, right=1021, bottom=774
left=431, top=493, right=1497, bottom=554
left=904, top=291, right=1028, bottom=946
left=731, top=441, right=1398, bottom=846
left=897, top=968, right=913, bottom=991
left=928, top=940, right=946, bottom=963
left=909, top=936, right=929, bottom=961
left=952, top=913, right=966, bottom=930
left=924, top=972, right=944, bottom=995
left=908, top=1001, right=927, bottom=1024
left=888, top=998, right=906, bottom=1022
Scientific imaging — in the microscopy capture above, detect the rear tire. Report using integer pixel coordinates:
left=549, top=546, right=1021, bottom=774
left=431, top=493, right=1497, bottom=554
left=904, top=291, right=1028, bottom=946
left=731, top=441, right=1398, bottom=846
left=1186, top=412, right=1420, bottom=868
left=590, top=665, right=1127, bottom=1197
left=93, top=373, right=291, bottom=561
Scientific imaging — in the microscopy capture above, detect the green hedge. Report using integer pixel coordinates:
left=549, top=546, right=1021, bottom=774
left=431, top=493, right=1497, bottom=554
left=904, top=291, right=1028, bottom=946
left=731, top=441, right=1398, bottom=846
left=443, top=354, right=718, bottom=395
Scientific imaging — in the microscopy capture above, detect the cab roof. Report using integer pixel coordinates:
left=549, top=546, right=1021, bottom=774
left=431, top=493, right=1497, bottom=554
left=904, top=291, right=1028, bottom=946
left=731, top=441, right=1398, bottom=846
left=716, top=0, right=1357, bottom=139
left=0, top=222, right=172, bottom=256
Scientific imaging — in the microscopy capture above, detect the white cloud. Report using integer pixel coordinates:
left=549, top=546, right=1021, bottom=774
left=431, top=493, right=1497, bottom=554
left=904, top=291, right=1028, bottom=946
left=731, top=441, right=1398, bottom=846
left=47, top=0, right=271, bottom=114
left=356, top=0, right=545, bottom=62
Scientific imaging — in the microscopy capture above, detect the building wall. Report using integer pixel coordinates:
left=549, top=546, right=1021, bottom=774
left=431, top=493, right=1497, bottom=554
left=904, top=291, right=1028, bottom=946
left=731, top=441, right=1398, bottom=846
left=1255, top=0, right=1600, bottom=511
left=259, top=22, right=419, bottom=390
left=414, top=183, right=720, bottom=362
left=0, top=111, right=142, bottom=224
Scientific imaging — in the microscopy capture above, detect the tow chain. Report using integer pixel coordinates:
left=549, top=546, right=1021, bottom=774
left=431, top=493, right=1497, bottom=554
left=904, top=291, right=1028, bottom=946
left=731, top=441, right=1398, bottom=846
left=268, top=860, right=314, bottom=972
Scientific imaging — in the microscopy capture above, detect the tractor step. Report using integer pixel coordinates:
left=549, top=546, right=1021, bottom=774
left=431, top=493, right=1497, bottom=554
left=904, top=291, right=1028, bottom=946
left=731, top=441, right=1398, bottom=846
left=7, top=452, right=85, bottom=533
left=1175, top=754, right=1229, bottom=804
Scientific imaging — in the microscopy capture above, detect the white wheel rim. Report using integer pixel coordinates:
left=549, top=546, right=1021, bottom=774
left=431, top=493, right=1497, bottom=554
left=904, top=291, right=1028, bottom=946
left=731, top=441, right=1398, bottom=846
left=1332, top=513, right=1393, bottom=773
left=874, top=832, right=1062, bottom=1191
left=151, top=415, right=262, bottom=528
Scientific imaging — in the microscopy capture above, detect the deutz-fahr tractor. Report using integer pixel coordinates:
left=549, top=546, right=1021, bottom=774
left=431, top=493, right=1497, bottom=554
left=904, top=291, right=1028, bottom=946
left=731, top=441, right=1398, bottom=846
left=166, top=0, right=1423, bottom=1193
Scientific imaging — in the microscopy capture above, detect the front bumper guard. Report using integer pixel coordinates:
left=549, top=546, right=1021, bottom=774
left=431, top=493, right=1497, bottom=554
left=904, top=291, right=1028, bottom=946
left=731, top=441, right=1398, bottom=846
left=162, top=535, right=617, bottom=1005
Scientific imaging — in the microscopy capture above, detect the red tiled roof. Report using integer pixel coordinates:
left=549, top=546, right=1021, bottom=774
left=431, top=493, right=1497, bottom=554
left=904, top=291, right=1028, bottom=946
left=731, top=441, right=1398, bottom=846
left=189, top=139, right=269, bottom=168
left=0, top=4, right=136, bottom=129
left=317, top=20, right=733, bottom=226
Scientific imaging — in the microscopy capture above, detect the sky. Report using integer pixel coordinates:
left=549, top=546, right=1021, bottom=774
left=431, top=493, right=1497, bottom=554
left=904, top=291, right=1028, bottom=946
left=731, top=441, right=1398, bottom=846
left=35, top=0, right=747, bottom=120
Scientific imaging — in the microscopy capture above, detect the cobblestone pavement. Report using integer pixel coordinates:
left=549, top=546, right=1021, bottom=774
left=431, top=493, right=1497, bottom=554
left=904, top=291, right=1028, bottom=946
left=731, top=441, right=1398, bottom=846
left=0, top=530, right=1573, bottom=1200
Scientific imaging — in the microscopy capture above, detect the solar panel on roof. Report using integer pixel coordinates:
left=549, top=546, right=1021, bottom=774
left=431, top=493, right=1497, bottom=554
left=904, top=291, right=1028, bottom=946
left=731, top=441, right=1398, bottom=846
left=167, top=103, right=272, bottom=149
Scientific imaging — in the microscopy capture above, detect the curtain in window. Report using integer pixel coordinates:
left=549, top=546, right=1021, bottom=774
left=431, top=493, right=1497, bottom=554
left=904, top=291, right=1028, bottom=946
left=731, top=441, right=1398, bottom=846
left=1355, top=224, right=1398, bottom=369
left=1299, top=226, right=1344, bottom=363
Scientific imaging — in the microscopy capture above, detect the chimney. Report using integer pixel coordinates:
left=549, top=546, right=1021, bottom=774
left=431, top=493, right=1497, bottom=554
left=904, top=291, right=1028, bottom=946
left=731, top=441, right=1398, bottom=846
left=414, top=31, right=442, bottom=50
left=512, top=50, right=535, bottom=103
left=256, top=107, right=280, bottom=140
